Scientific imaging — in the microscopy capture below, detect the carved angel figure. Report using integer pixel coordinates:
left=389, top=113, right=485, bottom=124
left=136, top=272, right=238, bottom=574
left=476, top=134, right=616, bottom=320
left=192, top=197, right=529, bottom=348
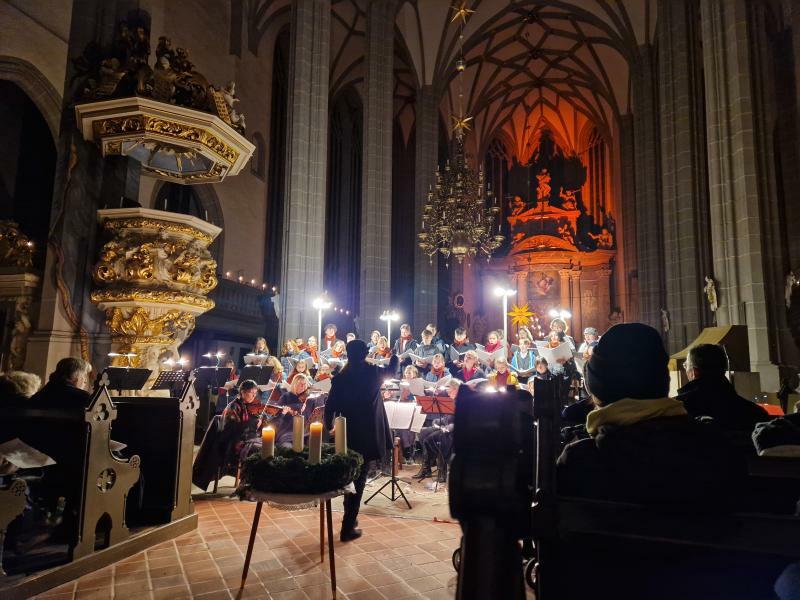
left=704, top=276, right=718, bottom=313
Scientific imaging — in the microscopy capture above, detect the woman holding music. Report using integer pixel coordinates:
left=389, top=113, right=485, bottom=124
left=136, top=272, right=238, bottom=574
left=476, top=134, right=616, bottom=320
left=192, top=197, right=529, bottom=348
left=424, top=354, right=451, bottom=383
left=268, top=374, right=322, bottom=448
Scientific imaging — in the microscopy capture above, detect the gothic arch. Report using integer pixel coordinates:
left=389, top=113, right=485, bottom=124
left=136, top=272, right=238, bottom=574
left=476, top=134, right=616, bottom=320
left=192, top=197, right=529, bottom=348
left=150, top=181, right=226, bottom=267
left=0, top=56, right=61, bottom=142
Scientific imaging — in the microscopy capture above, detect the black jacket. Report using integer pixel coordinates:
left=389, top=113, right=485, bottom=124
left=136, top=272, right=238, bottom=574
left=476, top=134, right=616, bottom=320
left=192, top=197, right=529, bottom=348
left=30, top=380, right=92, bottom=410
left=324, top=355, right=398, bottom=461
left=557, top=415, right=745, bottom=507
left=677, top=376, right=769, bottom=434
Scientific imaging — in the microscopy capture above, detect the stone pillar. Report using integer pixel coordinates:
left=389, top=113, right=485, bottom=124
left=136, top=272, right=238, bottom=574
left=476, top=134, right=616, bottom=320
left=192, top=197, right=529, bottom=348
left=359, top=0, right=396, bottom=334
left=618, top=114, right=639, bottom=321
left=631, top=45, right=665, bottom=333
left=658, top=0, right=712, bottom=351
left=279, top=0, right=331, bottom=340
left=413, top=85, right=439, bottom=331
left=558, top=270, right=571, bottom=315
left=515, top=271, right=528, bottom=308
left=569, top=270, right=583, bottom=338
left=597, top=266, right=613, bottom=329
left=700, top=0, right=779, bottom=389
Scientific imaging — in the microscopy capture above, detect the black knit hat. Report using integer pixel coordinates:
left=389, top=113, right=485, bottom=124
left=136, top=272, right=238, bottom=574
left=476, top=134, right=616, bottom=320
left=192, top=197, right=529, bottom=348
left=346, top=339, right=369, bottom=363
left=584, top=323, right=669, bottom=405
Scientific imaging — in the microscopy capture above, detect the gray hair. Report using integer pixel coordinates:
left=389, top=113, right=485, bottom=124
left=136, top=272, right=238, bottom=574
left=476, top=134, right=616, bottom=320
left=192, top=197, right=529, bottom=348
left=5, top=371, right=41, bottom=397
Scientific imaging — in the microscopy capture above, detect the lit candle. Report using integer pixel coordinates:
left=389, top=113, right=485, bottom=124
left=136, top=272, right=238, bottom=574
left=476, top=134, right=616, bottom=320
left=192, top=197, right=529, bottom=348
left=261, top=426, right=275, bottom=458
left=334, top=416, right=347, bottom=455
left=308, top=422, right=323, bottom=464
left=292, top=415, right=304, bottom=452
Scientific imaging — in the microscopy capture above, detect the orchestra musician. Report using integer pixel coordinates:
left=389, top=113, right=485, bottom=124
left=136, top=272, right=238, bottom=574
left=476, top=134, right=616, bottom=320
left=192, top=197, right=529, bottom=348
left=221, top=379, right=264, bottom=462
left=413, top=379, right=460, bottom=482
left=268, top=374, right=321, bottom=448
left=368, top=336, right=392, bottom=359
left=368, top=330, right=381, bottom=351
left=252, top=337, right=269, bottom=354
left=215, top=358, right=238, bottom=415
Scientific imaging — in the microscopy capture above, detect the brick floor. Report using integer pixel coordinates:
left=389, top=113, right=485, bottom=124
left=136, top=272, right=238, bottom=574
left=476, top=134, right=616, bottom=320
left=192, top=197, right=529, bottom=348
left=33, top=496, right=463, bottom=599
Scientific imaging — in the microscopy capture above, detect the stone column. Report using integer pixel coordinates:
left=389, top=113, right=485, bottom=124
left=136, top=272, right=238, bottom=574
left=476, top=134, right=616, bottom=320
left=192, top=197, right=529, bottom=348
left=658, top=0, right=712, bottom=351
left=359, top=0, right=396, bottom=334
left=279, top=0, right=331, bottom=340
left=700, top=0, right=779, bottom=389
left=515, top=271, right=528, bottom=308
left=413, top=85, right=439, bottom=330
left=597, top=266, right=613, bottom=329
left=618, top=114, right=639, bottom=321
left=631, top=45, right=665, bottom=333
left=569, top=270, right=583, bottom=338
left=558, top=270, right=571, bottom=315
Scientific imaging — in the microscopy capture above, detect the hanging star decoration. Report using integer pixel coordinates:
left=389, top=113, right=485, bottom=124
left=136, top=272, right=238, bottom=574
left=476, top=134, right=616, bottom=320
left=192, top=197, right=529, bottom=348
left=508, top=303, right=535, bottom=328
left=451, top=114, right=473, bottom=135
left=450, top=2, right=475, bottom=24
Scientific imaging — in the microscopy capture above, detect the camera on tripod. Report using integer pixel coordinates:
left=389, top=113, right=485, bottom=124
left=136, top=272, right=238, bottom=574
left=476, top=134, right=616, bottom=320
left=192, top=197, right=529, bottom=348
left=448, top=378, right=560, bottom=600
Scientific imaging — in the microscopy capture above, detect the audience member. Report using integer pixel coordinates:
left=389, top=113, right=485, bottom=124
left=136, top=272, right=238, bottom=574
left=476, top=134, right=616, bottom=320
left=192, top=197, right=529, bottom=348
left=29, top=358, right=92, bottom=410
left=557, top=323, right=743, bottom=505
left=678, top=343, right=769, bottom=433
left=0, top=370, right=41, bottom=401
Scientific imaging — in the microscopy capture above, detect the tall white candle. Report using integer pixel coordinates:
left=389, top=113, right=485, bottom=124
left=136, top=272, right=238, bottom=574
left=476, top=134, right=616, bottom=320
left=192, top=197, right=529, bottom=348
left=334, top=416, right=347, bottom=455
left=292, top=414, right=304, bottom=452
left=261, top=426, right=275, bottom=459
left=308, top=422, right=323, bottom=465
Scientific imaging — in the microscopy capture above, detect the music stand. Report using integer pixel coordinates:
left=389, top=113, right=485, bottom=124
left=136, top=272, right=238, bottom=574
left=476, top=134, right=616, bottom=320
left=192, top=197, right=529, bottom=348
left=365, top=402, right=414, bottom=509
left=97, top=367, right=152, bottom=394
left=418, top=394, right=456, bottom=492
left=239, top=365, right=274, bottom=386
left=151, top=370, right=190, bottom=396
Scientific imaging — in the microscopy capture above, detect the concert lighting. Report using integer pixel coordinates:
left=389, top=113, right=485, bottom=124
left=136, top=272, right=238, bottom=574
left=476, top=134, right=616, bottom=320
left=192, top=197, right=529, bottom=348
left=312, top=294, right=333, bottom=343
left=379, top=310, right=400, bottom=346
left=493, top=287, right=516, bottom=349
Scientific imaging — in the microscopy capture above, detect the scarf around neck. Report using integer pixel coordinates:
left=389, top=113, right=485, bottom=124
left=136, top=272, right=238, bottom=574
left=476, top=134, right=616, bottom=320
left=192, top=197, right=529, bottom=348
left=586, top=397, right=687, bottom=436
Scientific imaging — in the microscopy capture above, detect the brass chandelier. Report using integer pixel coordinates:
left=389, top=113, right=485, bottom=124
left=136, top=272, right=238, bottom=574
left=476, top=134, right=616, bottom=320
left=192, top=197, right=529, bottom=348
left=418, top=138, right=503, bottom=264
left=418, top=3, right=504, bottom=265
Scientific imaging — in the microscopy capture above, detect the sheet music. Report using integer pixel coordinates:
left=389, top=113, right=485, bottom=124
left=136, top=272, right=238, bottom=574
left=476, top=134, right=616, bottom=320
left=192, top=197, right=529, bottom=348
left=366, top=356, right=392, bottom=367
left=473, top=345, right=506, bottom=366
left=244, top=353, right=269, bottom=365
left=289, top=356, right=316, bottom=370
left=448, top=346, right=469, bottom=363
left=409, top=353, right=437, bottom=367
left=509, top=366, right=536, bottom=378
left=0, top=438, right=56, bottom=469
left=463, top=377, right=488, bottom=389
left=400, top=377, right=429, bottom=397
left=410, top=405, right=426, bottom=433
left=310, top=377, right=332, bottom=393
left=384, top=401, right=416, bottom=430
left=535, top=341, right=573, bottom=365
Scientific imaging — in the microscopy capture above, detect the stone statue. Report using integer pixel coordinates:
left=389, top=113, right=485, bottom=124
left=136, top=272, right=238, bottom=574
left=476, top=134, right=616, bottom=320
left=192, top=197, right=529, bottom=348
left=785, top=272, right=798, bottom=309
left=558, top=187, right=577, bottom=210
left=660, top=308, right=670, bottom=333
left=536, top=169, right=551, bottom=203
left=704, top=276, right=718, bottom=312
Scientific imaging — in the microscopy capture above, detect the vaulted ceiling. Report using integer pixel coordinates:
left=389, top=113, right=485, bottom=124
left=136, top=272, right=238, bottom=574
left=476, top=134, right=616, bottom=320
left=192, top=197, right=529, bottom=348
left=396, top=0, right=656, bottom=160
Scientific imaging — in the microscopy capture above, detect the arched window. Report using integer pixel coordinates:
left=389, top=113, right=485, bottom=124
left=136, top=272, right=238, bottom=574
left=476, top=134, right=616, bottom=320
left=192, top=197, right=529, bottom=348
left=250, top=132, right=266, bottom=179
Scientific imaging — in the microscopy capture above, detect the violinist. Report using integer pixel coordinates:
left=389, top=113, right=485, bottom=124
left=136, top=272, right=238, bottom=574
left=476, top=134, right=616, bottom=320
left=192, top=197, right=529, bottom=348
left=270, top=375, right=320, bottom=448
left=368, top=330, right=381, bottom=351
left=413, top=379, right=460, bottom=482
left=221, top=380, right=264, bottom=461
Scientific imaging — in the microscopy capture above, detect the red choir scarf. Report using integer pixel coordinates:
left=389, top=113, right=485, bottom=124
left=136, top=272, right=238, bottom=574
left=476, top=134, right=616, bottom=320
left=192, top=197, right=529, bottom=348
left=494, top=370, right=509, bottom=387
left=429, top=365, right=446, bottom=380
left=485, top=341, right=502, bottom=353
left=324, top=335, right=337, bottom=350
left=375, top=347, right=391, bottom=358
left=462, top=366, right=477, bottom=381
left=332, top=347, right=344, bottom=358
left=399, top=335, right=413, bottom=352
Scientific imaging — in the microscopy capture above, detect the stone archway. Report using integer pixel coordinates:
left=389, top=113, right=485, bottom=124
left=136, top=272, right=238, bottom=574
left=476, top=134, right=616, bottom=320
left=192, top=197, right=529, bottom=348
left=0, top=56, right=61, bottom=142
left=150, top=181, right=226, bottom=268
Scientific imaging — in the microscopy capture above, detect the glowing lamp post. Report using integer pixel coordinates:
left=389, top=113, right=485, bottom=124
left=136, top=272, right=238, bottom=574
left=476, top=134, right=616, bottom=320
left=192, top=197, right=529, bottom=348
left=312, top=294, right=333, bottom=344
left=379, top=310, right=400, bottom=347
left=493, top=286, right=516, bottom=350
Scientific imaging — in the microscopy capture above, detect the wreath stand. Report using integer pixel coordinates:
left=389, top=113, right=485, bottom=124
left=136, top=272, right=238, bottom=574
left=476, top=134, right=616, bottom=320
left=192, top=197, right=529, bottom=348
left=238, top=484, right=355, bottom=599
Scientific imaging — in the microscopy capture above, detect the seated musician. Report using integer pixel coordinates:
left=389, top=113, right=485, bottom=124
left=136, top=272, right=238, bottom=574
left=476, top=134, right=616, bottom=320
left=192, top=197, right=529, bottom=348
left=368, top=336, right=392, bottom=360
left=510, top=338, right=535, bottom=380
left=413, top=379, right=459, bottom=482
left=454, top=350, right=486, bottom=383
left=323, top=324, right=338, bottom=350
left=414, top=329, right=439, bottom=374
left=549, top=317, right=576, bottom=351
left=221, top=379, right=264, bottom=462
left=215, top=358, right=238, bottom=414
left=252, top=337, right=269, bottom=355
left=368, top=330, right=381, bottom=351
left=425, top=354, right=451, bottom=383
left=488, top=357, right=518, bottom=389
left=557, top=323, right=743, bottom=505
left=677, top=343, right=769, bottom=434
left=30, top=357, right=93, bottom=410
left=269, top=375, right=321, bottom=448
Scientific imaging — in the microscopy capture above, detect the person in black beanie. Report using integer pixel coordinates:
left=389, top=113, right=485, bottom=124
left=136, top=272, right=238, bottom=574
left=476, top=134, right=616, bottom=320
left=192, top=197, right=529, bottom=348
left=557, top=323, right=743, bottom=505
left=325, top=339, right=398, bottom=542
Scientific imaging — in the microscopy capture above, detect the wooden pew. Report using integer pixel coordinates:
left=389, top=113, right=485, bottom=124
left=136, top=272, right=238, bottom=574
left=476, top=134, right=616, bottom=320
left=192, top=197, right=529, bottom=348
left=0, top=387, right=140, bottom=564
left=109, top=377, right=199, bottom=525
left=530, top=379, right=800, bottom=600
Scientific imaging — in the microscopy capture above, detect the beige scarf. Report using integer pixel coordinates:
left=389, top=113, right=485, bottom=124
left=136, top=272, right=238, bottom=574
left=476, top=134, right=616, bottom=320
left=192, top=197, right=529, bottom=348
left=586, top=397, right=687, bottom=436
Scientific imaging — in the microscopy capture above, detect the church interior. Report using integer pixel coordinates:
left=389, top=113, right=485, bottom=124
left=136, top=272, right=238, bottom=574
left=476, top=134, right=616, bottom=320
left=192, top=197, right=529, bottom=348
left=2, top=0, right=800, bottom=598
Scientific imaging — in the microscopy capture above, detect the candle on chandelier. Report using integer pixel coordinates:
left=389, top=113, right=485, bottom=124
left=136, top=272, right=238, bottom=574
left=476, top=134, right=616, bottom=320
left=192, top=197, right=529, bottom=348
left=334, top=416, right=347, bottom=455
left=308, top=421, right=323, bottom=464
left=292, top=415, right=304, bottom=452
left=261, top=426, right=275, bottom=458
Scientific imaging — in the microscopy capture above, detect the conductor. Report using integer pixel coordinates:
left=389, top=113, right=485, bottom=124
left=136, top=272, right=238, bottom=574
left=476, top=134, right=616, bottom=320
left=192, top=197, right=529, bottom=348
left=325, top=339, right=398, bottom=542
